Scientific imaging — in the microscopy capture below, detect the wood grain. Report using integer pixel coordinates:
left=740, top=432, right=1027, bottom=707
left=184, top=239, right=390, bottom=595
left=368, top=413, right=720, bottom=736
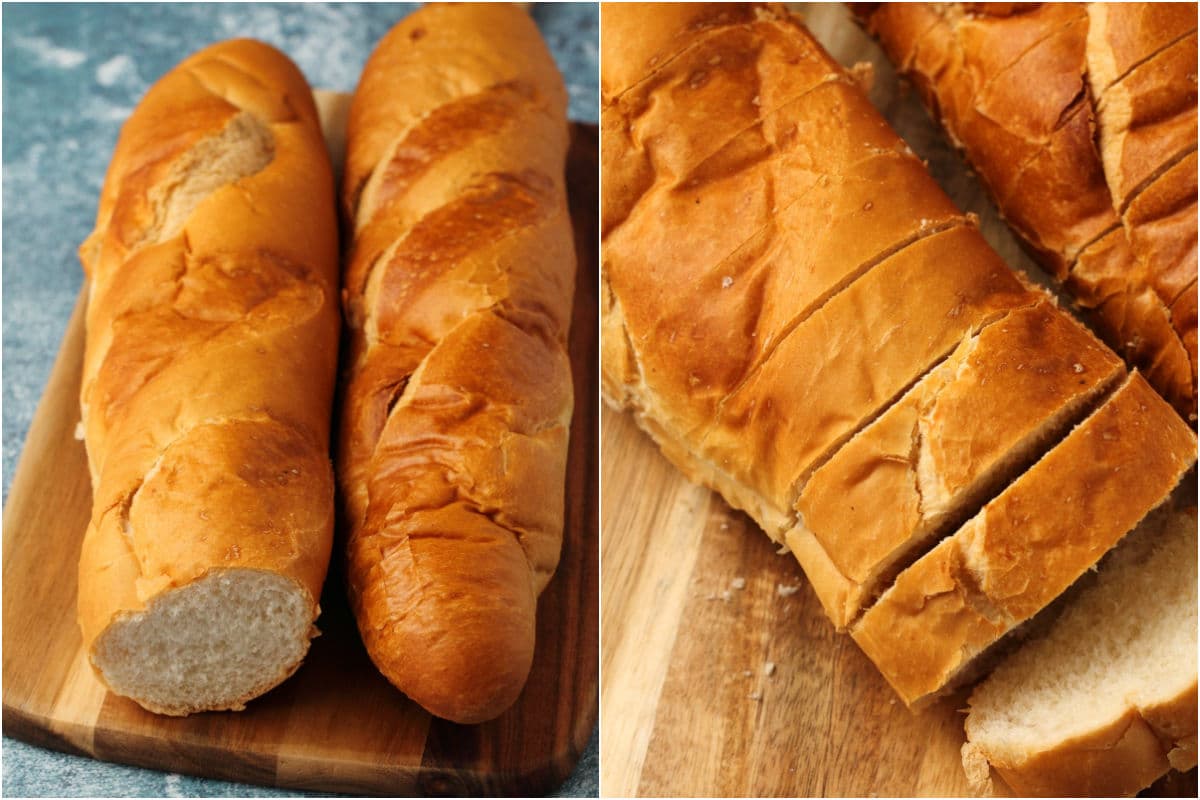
left=1, top=113, right=598, bottom=796
left=599, top=4, right=1197, bottom=797
left=601, top=408, right=973, bottom=798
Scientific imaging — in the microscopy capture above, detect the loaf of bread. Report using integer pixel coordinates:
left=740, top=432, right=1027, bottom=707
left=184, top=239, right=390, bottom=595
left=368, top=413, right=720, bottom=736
left=857, top=2, right=1198, bottom=420
left=602, top=0, right=1197, bottom=736
left=338, top=3, right=575, bottom=724
left=962, top=506, right=1198, bottom=796
left=602, top=2, right=1035, bottom=539
left=76, top=39, right=340, bottom=715
left=852, top=371, right=1195, bottom=707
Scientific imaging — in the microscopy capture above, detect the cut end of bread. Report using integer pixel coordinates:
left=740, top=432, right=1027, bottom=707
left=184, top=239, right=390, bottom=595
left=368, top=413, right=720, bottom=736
left=90, top=568, right=316, bottom=715
left=962, top=507, right=1198, bottom=795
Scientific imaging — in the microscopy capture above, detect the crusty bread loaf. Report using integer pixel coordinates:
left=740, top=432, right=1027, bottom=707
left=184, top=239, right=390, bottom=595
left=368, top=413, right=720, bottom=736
left=789, top=302, right=1125, bottom=630
left=603, top=3, right=1198, bottom=736
left=338, top=3, right=575, bottom=724
left=76, top=39, right=340, bottom=715
left=857, top=2, right=1199, bottom=420
left=602, top=2, right=1036, bottom=539
left=851, top=372, right=1196, bottom=708
left=962, top=505, right=1198, bottom=797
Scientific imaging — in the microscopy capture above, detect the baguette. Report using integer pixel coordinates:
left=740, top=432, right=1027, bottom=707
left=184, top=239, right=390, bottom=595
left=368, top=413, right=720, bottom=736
left=851, top=372, right=1196, bottom=707
left=338, top=3, right=575, bottom=724
left=857, top=2, right=1199, bottom=420
left=962, top=506, right=1198, bottom=797
left=76, top=39, right=340, bottom=715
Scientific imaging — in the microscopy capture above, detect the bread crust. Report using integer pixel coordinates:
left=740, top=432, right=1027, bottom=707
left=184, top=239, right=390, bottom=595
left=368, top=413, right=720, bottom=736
left=965, top=709, right=1175, bottom=797
left=962, top=507, right=1199, bottom=796
left=604, top=5, right=1198, bottom=772
left=791, top=302, right=1126, bottom=629
left=859, top=2, right=1199, bottom=419
left=851, top=373, right=1196, bottom=707
left=602, top=2, right=1036, bottom=538
left=76, top=39, right=340, bottom=714
left=338, top=3, right=575, bottom=724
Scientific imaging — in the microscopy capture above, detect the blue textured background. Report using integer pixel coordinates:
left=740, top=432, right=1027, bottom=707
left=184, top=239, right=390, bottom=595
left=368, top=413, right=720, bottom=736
left=1, top=2, right=598, bottom=796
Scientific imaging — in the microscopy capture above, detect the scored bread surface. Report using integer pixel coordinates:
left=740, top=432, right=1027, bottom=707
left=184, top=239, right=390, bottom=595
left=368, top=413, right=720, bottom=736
left=602, top=2, right=1038, bottom=539
left=602, top=3, right=1198, bottom=758
left=338, top=3, right=575, bottom=724
left=77, top=39, right=340, bottom=715
left=858, top=2, right=1199, bottom=420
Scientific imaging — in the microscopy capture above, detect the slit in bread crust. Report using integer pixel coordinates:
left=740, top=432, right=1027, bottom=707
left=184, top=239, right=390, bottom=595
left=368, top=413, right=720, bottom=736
left=1117, top=143, right=1199, bottom=217
left=1089, top=26, right=1199, bottom=102
left=140, top=111, right=275, bottom=248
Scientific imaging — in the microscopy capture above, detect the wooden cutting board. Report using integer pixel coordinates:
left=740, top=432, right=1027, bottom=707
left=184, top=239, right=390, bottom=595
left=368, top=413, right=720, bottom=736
left=1, top=93, right=599, bottom=795
left=599, top=4, right=1197, bottom=797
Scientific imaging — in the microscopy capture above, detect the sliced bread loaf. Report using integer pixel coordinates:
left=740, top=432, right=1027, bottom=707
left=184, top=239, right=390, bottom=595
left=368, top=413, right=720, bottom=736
left=851, top=371, right=1196, bottom=707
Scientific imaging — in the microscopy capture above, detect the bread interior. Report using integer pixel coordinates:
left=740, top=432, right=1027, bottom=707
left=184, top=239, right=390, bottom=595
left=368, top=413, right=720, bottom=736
left=91, top=568, right=313, bottom=715
left=149, top=110, right=275, bottom=245
left=966, top=506, right=1197, bottom=759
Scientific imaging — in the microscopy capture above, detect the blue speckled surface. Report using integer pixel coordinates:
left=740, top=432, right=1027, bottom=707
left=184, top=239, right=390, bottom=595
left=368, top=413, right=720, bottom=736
left=1, top=3, right=598, bottom=796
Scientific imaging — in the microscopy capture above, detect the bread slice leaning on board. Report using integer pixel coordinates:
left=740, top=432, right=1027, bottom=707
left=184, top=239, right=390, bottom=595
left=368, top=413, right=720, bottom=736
left=600, top=0, right=1197, bottom=778
left=962, top=506, right=1198, bottom=796
left=855, top=2, right=1199, bottom=421
left=76, top=39, right=340, bottom=715
left=338, top=3, right=576, bottom=724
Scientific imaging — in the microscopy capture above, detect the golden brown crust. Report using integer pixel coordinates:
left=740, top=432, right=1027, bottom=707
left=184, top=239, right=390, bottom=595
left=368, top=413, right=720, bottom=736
left=76, top=39, right=339, bottom=712
left=961, top=507, right=1199, bottom=796
left=967, top=709, right=1176, bottom=797
left=339, top=3, right=574, bottom=724
left=860, top=2, right=1199, bottom=420
left=851, top=372, right=1197, bottom=707
left=600, top=1, right=768, bottom=104
left=791, top=302, right=1126, bottom=629
left=601, top=2, right=1037, bottom=537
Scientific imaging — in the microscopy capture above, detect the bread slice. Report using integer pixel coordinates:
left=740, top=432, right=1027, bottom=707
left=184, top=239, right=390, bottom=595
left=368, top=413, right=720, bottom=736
left=851, top=371, right=1196, bottom=707
left=788, top=302, right=1126, bottom=630
left=613, top=222, right=1033, bottom=538
left=961, top=505, right=1198, bottom=797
